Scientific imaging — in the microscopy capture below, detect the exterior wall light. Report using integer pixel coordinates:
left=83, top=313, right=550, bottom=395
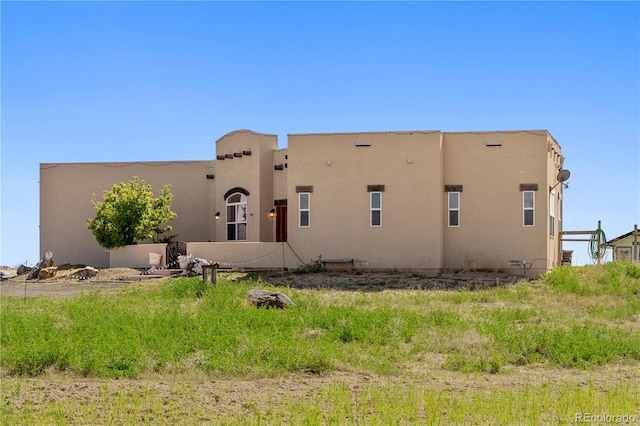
left=215, top=212, right=221, bottom=220
left=269, top=208, right=276, bottom=217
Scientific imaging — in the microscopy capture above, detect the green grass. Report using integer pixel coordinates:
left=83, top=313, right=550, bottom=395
left=544, top=261, right=640, bottom=298
left=2, top=262, right=640, bottom=423
left=1, top=278, right=424, bottom=378
left=2, top=263, right=640, bottom=377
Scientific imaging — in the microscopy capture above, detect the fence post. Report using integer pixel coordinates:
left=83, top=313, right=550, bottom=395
left=211, top=263, right=218, bottom=285
left=202, top=263, right=219, bottom=285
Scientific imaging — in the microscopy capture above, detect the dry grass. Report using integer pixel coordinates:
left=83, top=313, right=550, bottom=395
left=2, top=363, right=638, bottom=424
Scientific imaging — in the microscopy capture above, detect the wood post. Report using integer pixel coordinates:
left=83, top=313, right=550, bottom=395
left=202, top=263, right=219, bottom=284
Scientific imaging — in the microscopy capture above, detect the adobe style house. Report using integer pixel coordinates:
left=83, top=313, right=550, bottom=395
left=40, top=129, right=566, bottom=274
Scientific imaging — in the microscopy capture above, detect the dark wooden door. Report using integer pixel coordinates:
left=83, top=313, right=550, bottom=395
left=276, top=205, right=287, bottom=242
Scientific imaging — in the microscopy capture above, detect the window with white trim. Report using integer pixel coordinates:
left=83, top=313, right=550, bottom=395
left=370, top=192, right=382, bottom=227
left=558, top=193, right=562, bottom=234
left=299, top=193, right=310, bottom=227
left=523, top=191, right=535, bottom=226
left=448, top=192, right=460, bottom=227
left=226, top=193, right=247, bottom=241
left=549, top=190, right=555, bottom=236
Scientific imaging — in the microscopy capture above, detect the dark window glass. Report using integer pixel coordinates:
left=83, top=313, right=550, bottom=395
left=371, top=210, right=381, bottom=227
left=227, top=224, right=236, bottom=241
left=300, top=211, right=309, bottom=227
left=449, top=211, right=459, bottom=227
left=524, top=210, right=534, bottom=226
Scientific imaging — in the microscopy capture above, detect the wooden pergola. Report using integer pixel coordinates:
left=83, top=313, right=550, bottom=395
left=559, top=220, right=607, bottom=265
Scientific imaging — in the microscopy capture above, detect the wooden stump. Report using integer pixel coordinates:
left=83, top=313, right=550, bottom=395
left=247, top=289, right=294, bottom=309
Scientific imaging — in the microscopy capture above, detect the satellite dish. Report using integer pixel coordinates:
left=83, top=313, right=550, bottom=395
left=557, top=169, right=571, bottom=182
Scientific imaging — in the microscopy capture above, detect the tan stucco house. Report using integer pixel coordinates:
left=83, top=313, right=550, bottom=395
left=40, top=129, right=566, bottom=274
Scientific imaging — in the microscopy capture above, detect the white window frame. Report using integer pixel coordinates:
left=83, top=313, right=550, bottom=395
left=523, top=191, right=535, bottom=227
left=226, top=193, right=248, bottom=241
left=298, top=192, right=310, bottom=227
left=448, top=192, right=460, bottom=227
left=549, top=190, right=555, bottom=237
left=558, top=192, right=562, bottom=234
left=370, top=192, right=382, bottom=227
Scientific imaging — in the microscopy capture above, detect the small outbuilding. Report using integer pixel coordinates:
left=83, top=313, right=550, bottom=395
left=607, top=225, right=640, bottom=263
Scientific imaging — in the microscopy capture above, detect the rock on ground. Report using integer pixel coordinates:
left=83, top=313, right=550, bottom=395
left=27, top=251, right=55, bottom=280
left=79, top=266, right=99, bottom=279
left=17, top=265, right=32, bottom=275
left=247, top=289, right=294, bottom=309
left=37, top=266, right=59, bottom=280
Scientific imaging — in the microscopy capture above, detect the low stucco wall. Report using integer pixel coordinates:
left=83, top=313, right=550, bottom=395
left=186, top=242, right=303, bottom=270
left=109, top=244, right=168, bottom=268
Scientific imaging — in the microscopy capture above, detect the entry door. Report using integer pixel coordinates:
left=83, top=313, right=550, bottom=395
left=276, top=205, right=287, bottom=242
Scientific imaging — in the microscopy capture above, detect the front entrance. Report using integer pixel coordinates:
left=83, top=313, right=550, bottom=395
left=275, top=200, right=287, bottom=242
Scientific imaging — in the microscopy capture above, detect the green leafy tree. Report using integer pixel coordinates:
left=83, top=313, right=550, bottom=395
left=87, top=177, right=177, bottom=249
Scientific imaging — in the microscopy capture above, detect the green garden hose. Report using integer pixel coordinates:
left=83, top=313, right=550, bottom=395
left=589, top=228, right=607, bottom=261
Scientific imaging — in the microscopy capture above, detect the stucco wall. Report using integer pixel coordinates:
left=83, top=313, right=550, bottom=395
left=40, top=128, right=562, bottom=272
left=40, top=160, right=213, bottom=267
left=186, top=242, right=302, bottom=269
left=109, top=244, right=168, bottom=268
left=546, top=135, right=564, bottom=268
left=286, top=131, right=444, bottom=270
left=272, top=149, right=288, bottom=201
left=213, top=130, right=278, bottom=243
left=442, top=131, right=556, bottom=274
left=207, top=162, right=218, bottom=242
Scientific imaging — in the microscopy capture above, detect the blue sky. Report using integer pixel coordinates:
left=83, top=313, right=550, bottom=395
left=1, top=1, right=639, bottom=267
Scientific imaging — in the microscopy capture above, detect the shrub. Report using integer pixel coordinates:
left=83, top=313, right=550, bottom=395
left=293, top=257, right=324, bottom=274
left=87, top=177, right=177, bottom=249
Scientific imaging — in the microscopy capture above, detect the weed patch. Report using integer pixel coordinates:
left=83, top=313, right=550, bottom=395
left=545, top=262, right=640, bottom=298
left=2, top=265, right=640, bottom=424
left=1, top=277, right=421, bottom=378
left=2, top=265, right=640, bottom=378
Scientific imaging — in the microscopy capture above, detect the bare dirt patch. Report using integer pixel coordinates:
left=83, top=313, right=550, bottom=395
left=252, top=269, right=525, bottom=292
left=1, top=268, right=526, bottom=299
left=3, top=362, right=638, bottom=423
left=0, top=267, right=157, bottom=299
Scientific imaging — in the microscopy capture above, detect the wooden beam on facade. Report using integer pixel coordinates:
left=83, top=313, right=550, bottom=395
left=559, top=230, right=597, bottom=236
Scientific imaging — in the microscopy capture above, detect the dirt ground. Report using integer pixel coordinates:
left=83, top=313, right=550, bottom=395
left=0, top=265, right=528, bottom=299
left=3, top=359, right=639, bottom=423
left=0, top=266, right=152, bottom=299
left=261, top=269, right=525, bottom=291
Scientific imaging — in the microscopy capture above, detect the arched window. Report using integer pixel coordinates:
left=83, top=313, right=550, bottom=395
left=226, top=193, right=247, bottom=241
